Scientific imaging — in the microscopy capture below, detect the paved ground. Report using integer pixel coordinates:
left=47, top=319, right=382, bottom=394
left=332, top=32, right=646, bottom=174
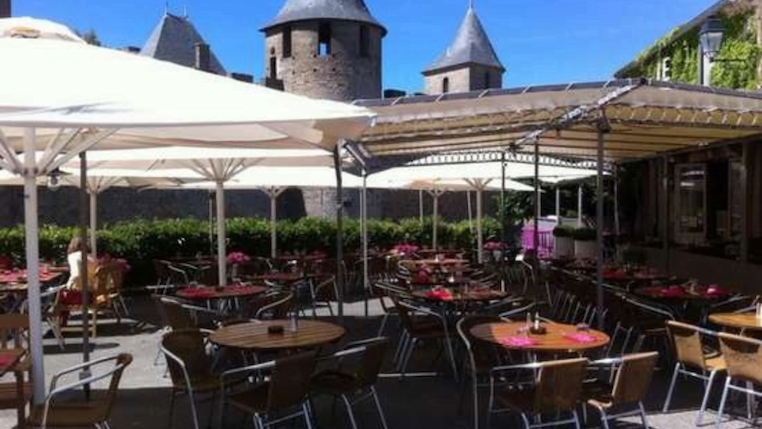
left=1, top=296, right=760, bottom=429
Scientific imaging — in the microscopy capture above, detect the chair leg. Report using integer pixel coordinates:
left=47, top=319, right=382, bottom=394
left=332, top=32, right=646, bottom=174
left=303, top=403, right=314, bottom=429
left=187, top=391, right=201, bottom=429
left=167, top=391, right=176, bottom=429
left=520, top=413, right=532, bottom=429
left=371, top=386, right=389, bottom=429
left=573, top=410, right=582, bottom=429
left=377, top=312, right=389, bottom=337
left=697, top=369, right=718, bottom=426
left=639, top=402, right=650, bottom=429
left=746, top=381, right=755, bottom=420
left=662, top=363, right=680, bottom=413
left=715, top=378, right=731, bottom=429
left=342, top=394, right=359, bottom=429
left=599, top=409, right=611, bottom=429
left=444, top=337, right=459, bottom=381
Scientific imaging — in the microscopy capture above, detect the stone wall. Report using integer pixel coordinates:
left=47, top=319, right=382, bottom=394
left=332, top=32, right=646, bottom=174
left=264, top=21, right=383, bottom=101
left=423, top=64, right=503, bottom=94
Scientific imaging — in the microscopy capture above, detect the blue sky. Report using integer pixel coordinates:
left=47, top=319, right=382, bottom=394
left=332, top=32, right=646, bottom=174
left=17, top=0, right=715, bottom=93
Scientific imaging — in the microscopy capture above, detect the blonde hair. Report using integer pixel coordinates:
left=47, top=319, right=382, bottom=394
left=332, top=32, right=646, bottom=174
left=67, top=237, right=88, bottom=255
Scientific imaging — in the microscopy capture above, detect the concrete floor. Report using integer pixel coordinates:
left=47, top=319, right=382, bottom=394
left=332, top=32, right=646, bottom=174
left=1, top=296, right=759, bottom=429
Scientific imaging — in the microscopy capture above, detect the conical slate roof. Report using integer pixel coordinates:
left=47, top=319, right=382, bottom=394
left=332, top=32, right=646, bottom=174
left=423, top=6, right=504, bottom=74
left=141, top=13, right=226, bottom=75
left=262, top=0, right=386, bottom=34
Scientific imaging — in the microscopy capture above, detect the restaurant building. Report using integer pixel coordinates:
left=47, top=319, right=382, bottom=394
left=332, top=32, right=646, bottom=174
left=614, top=0, right=762, bottom=291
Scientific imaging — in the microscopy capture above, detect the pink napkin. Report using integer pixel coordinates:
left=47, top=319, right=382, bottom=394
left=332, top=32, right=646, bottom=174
left=564, top=333, right=598, bottom=343
left=661, top=286, right=685, bottom=297
left=426, top=289, right=453, bottom=301
left=499, top=336, right=537, bottom=347
left=179, top=288, right=214, bottom=298
left=705, top=285, right=728, bottom=296
left=0, top=354, right=18, bottom=368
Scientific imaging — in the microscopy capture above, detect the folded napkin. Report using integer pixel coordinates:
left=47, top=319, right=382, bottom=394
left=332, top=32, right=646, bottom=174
left=564, top=333, right=598, bottom=343
left=499, top=336, right=536, bottom=347
left=705, top=285, right=728, bottom=296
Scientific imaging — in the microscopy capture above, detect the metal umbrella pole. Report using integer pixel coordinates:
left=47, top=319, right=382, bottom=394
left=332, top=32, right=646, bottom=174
left=333, top=146, right=345, bottom=322
left=266, top=187, right=285, bottom=259
left=596, top=118, right=610, bottom=330
left=215, top=180, right=227, bottom=287
left=500, top=152, right=507, bottom=291
left=533, top=142, right=540, bottom=255
left=79, top=151, right=92, bottom=397
left=361, top=170, right=370, bottom=317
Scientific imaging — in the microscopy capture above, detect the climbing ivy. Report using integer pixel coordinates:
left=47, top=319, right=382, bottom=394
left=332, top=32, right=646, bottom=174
left=619, top=10, right=759, bottom=90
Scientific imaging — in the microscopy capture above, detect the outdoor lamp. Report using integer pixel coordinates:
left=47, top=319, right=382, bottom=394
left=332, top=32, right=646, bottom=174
left=699, top=16, right=724, bottom=60
left=47, top=168, right=62, bottom=191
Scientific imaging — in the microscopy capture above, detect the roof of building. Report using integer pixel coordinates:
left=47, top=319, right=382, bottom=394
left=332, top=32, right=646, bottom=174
left=423, top=6, right=504, bottom=75
left=261, top=0, right=386, bottom=34
left=614, top=0, right=734, bottom=77
left=140, top=12, right=226, bottom=75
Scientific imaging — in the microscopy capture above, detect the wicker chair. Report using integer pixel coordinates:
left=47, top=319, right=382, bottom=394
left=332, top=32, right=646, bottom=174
left=715, top=332, right=762, bottom=429
left=220, top=351, right=317, bottom=429
left=583, top=352, right=659, bottom=429
left=487, top=358, right=587, bottom=429
left=27, top=354, right=133, bottom=429
left=161, top=329, right=224, bottom=429
left=311, top=338, right=389, bottom=429
left=0, top=314, right=31, bottom=428
left=663, top=321, right=726, bottom=426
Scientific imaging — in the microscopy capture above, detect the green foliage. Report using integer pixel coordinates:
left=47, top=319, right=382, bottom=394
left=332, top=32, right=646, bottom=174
left=572, top=228, right=597, bottom=242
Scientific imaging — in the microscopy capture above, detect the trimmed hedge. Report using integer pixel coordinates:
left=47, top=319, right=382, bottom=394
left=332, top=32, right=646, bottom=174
left=0, top=216, right=505, bottom=267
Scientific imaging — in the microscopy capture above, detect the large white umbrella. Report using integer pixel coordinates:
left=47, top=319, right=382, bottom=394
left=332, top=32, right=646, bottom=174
left=179, top=167, right=363, bottom=258
left=0, top=17, right=373, bottom=402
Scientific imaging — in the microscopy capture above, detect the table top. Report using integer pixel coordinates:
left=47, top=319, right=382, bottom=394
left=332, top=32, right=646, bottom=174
left=249, top=272, right=305, bottom=283
left=0, top=349, right=25, bottom=376
left=709, top=313, right=762, bottom=331
left=0, top=269, right=64, bottom=285
left=412, top=286, right=509, bottom=303
left=209, top=320, right=345, bottom=351
left=176, top=285, right=267, bottom=301
left=471, top=321, right=610, bottom=353
left=635, top=285, right=731, bottom=301
left=402, top=259, right=469, bottom=266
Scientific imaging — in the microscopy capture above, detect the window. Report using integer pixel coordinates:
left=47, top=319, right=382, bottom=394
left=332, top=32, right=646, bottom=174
left=484, top=71, right=491, bottom=88
left=359, top=25, right=370, bottom=57
left=269, top=53, right=277, bottom=79
left=283, top=26, right=292, bottom=58
left=674, top=164, right=706, bottom=245
left=318, top=22, right=331, bottom=56
left=442, top=77, right=450, bottom=94
left=659, top=56, right=672, bottom=81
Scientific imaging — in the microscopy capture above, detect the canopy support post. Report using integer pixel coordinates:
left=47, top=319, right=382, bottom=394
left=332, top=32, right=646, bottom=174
left=555, top=186, right=561, bottom=225
left=662, top=156, right=671, bottom=274
left=24, top=128, right=45, bottom=404
left=79, top=152, right=92, bottom=398
left=533, top=141, right=540, bottom=255
left=500, top=151, right=507, bottom=262
left=431, top=190, right=441, bottom=249
left=216, top=180, right=227, bottom=287
left=419, top=190, right=424, bottom=225
left=467, top=191, right=473, bottom=235
left=361, top=170, right=369, bottom=317
left=614, top=168, right=620, bottom=237
left=596, top=119, right=609, bottom=331
left=577, top=185, right=583, bottom=227
left=476, top=187, right=484, bottom=264
left=267, top=188, right=284, bottom=259
left=89, top=191, right=97, bottom=258
left=333, top=145, right=345, bottom=322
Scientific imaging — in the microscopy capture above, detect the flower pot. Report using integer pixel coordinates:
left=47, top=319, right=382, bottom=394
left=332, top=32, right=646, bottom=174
left=554, top=236, right=574, bottom=258
left=574, top=240, right=597, bottom=260
left=492, top=250, right=503, bottom=262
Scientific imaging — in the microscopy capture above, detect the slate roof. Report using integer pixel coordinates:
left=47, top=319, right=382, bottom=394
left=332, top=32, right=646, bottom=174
left=261, top=0, right=386, bottom=34
left=140, top=13, right=227, bottom=75
left=423, top=6, right=504, bottom=74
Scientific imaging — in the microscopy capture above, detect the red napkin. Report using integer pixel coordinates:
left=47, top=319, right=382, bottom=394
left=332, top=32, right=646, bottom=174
left=426, top=289, right=453, bottom=301
left=499, top=336, right=536, bottom=347
left=179, top=288, right=214, bottom=298
left=705, top=285, right=728, bottom=297
left=661, top=286, right=685, bottom=297
left=0, top=354, right=18, bottom=368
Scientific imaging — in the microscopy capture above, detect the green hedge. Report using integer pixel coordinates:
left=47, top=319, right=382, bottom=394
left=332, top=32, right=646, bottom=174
left=0, top=216, right=506, bottom=267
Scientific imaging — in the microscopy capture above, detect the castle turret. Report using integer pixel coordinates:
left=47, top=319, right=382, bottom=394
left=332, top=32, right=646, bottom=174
left=261, top=0, right=385, bottom=101
left=423, top=4, right=504, bottom=94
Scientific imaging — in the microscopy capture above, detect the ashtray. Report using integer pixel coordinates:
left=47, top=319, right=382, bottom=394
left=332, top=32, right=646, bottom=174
left=529, top=326, right=547, bottom=335
left=267, top=325, right=285, bottom=335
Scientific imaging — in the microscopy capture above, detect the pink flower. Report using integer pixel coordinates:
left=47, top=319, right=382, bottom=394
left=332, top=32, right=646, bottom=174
left=484, top=241, right=507, bottom=251
left=226, top=252, right=251, bottom=264
left=393, top=243, right=420, bottom=255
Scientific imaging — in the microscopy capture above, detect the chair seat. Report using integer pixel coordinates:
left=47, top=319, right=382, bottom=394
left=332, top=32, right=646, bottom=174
left=28, top=401, right=108, bottom=426
left=0, top=381, right=31, bottom=408
left=705, top=354, right=726, bottom=372
left=311, top=370, right=363, bottom=396
left=582, top=380, right=614, bottom=409
left=227, top=383, right=270, bottom=415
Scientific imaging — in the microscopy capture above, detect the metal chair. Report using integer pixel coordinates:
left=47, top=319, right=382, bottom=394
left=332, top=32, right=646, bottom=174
left=220, top=351, right=317, bottom=429
left=583, top=352, right=659, bottom=429
left=311, top=337, right=390, bottom=429
left=487, top=358, right=588, bottom=429
left=663, top=321, right=726, bottom=426
left=0, top=314, right=31, bottom=427
left=27, top=353, right=133, bottom=429
left=253, top=291, right=294, bottom=320
left=715, top=332, right=762, bottom=429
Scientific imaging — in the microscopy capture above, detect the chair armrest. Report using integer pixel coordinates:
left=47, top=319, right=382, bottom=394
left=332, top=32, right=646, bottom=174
left=489, top=362, right=545, bottom=376
left=48, top=354, right=120, bottom=392
left=220, top=360, right=276, bottom=387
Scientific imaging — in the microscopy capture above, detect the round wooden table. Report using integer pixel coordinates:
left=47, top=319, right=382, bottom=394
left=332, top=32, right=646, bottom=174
left=412, top=286, right=508, bottom=303
left=209, top=320, right=345, bottom=351
left=470, top=321, right=609, bottom=354
left=249, top=272, right=305, bottom=284
left=176, top=285, right=267, bottom=301
left=709, top=313, right=762, bottom=331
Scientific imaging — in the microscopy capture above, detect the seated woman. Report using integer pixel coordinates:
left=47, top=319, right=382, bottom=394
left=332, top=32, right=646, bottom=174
left=58, top=237, right=97, bottom=325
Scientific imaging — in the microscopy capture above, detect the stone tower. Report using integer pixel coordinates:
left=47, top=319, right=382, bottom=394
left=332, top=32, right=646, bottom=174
left=262, top=0, right=386, bottom=218
left=0, top=0, right=10, bottom=18
left=423, top=4, right=505, bottom=94
left=261, top=0, right=386, bottom=101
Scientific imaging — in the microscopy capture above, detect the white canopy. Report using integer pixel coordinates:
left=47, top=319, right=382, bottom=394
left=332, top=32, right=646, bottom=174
left=0, top=17, right=374, bottom=403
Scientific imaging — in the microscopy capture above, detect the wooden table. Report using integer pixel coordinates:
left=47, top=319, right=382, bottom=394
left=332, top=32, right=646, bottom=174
left=413, top=287, right=508, bottom=303
left=709, top=313, right=762, bottom=331
left=249, top=272, right=305, bottom=284
left=176, top=285, right=267, bottom=301
left=209, top=320, right=345, bottom=351
left=471, top=321, right=610, bottom=354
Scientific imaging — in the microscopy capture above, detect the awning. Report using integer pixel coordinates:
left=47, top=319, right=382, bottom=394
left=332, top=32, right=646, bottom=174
left=355, top=79, right=762, bottom=162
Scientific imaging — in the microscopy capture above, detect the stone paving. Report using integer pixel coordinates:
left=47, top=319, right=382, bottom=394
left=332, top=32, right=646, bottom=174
left=1, top=297, right=759, bottom=429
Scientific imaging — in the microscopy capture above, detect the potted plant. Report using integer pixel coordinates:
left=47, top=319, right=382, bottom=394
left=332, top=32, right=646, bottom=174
left=226, top=251, right=251, bottom=281
left=552, top=226, right=575, bottom=258
left=573, top=228, right=598, bottom=259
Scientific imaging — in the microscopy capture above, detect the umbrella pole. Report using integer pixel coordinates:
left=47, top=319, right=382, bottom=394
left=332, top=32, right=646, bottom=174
left=79, top=152, right=91, bottom=382
left=596, top=128, right=607, bottom=330
left=333, top=146, right=345, bottom=322
left=476, top=188, right=483, bottom=264
left=467, top=191, right=473, bottom=234
left=269, top=189, right=278, bottom=259
left=577, top=185, right=583, bottom=227
left=555, top=186, right=561, bottom=225
left=216, top=181, right=227, bottom=287
left=534, top=143, right=540, bottom=255
left=419, top=190, right=424, bottom=225
left=89, top=191, right=97, bottom=258
left=432, top=191, right=439, bottom=249
left=614, top=168, right=620, bottom=236
left=362, top=171, right=369, bottom=317
left=208, top=191, right=214, bottom=257
left=23, top=128, right=45, bottom=404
